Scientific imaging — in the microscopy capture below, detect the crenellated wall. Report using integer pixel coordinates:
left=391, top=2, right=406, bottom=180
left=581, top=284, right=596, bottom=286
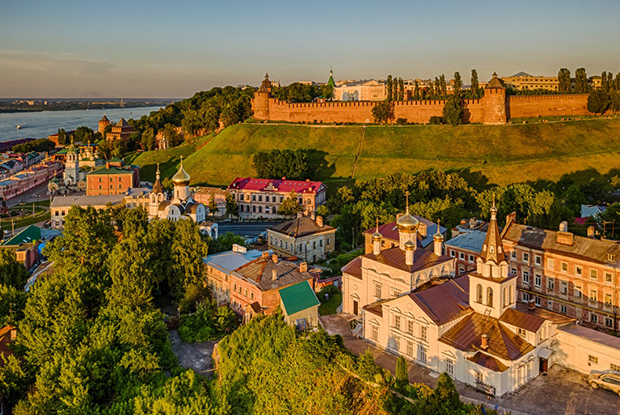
left=252, top=93, right=591, bottom=125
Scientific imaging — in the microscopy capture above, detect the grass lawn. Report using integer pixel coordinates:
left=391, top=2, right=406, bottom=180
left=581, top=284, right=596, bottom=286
left=319, top=293, right=342, bottom=316
left=131, top=118, right=620, bottom=189
left=0, top=210, right=50, bottom=232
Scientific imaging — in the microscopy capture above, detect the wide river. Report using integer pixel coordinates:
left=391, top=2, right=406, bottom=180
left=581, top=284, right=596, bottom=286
left=0, top=106, right=163, bottom=142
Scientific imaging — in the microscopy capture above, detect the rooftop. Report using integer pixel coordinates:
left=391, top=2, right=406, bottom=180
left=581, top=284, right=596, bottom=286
left=409, top=275, right=470, bottom=325
left=365, top=246, right=452, bottom=274
left=269, top=216, right=335, bottom=238
left=51, top=194, right=125, bottom=208
left=279, top=280, right=320, bottom=316
left=2, top=225, right=41, bottom=246
left=228, top=177, right=325, bottom=194
left=363, top=217, right=446, bottom=249
left=205, top=248, right=264, bottom=273
left=560, top=324, right=620, bottom=351
left=502, top=221, right=620, bottom=265
left=444, top=229, right=487, bottom=253
left=234, top=255, right=318, bottom=292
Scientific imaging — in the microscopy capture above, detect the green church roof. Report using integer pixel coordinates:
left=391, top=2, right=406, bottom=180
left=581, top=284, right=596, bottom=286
left=279, top=280, right=319, bottom=316
left=2, top=225, right=41, bottom=246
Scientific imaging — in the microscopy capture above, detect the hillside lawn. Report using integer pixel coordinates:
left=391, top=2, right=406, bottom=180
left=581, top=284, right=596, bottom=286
left=131, top=118, right=620, bottom=189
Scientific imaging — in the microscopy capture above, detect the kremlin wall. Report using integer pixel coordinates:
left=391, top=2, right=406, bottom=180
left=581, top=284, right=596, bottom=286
left=252, top=73, right=590, bottom=125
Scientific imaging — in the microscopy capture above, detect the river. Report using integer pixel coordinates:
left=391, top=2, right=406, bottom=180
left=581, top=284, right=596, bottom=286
left=0, top=106, right=163, bottom=142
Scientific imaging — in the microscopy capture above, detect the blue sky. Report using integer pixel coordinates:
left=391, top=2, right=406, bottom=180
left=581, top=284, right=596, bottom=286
left=1, top=0, right=619, bottom=98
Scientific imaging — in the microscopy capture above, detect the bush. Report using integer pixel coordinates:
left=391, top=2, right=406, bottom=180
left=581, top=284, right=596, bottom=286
left=177, top=300, right=237, bottom=343
left=429, top=116, right=444, bottom=125
left=396, top=118, right=407, bottom=125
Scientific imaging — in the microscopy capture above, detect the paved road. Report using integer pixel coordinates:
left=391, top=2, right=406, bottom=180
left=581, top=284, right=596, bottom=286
left=7, top=182, right=51, bottom=207
left=321, top=314, right=620, bottom=415
left=218, top=221, right=284, bottom=237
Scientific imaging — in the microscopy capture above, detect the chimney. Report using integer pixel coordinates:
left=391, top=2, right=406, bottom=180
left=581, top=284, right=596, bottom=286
left=262, top=251, right=270, bottom=258
left=282, top=176, right=286, bottom=180
left=559, top=221, right=568, bottom=232
left=481, top=334, right=489, bottom=351
left=272, top=253, right=278, bottom=264
left=405, top=241, right=415, bottom=266
left=10, top=328, right=17, bottom=342
left=272, top=269, right=278, bottom=281
left=299, top=262, right=308, bottom=273
left=528, top=298, right=536, bottom=311
left=316, top=216, right=324, bottom=228
left=587, top=226, right=595, bottom=238
left=469, top=217, right=476, bottom=229
left=106, top=161, right=110, bottom=169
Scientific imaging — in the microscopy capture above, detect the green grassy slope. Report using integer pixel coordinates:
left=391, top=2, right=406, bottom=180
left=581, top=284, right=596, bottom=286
left=132, top=118, right=620, bottom=188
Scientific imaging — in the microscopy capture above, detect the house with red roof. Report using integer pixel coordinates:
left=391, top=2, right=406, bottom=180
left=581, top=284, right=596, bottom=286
left=227, top=177, right=326, bottom=219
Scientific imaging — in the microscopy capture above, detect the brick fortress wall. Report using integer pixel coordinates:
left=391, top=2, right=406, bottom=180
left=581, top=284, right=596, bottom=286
left=252, top=75, right=591, bottom=125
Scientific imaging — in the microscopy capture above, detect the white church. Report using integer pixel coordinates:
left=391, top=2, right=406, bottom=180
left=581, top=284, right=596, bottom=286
left=148, top=157, right=206, bottom=223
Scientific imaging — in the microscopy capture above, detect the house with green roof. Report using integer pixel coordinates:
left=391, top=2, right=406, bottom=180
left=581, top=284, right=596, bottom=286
left=1, top=225, right=42, bottom=270
left=279, top=280, right=320, bottom=330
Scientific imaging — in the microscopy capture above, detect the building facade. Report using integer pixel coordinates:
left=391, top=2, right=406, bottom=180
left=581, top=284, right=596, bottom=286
left=227, top=177, right=326, bottom=219
left=501, top=72, right=560, bottom=92
left=502, top=217, right=620, bottom=332
left=86, top=163, right=139, bottom=196
left=106, top=118, right=134, bottom=140
left=445, top=229, right=486, bottom=276
left=334, top=80, right=386, bottom=102
left=342, top=205, right=454, bottom=316
left=267, top=214, right=336, bottom=262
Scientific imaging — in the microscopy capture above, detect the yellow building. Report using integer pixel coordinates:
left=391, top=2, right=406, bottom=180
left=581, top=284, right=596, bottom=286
left=502, top=72, right=559, bottom=92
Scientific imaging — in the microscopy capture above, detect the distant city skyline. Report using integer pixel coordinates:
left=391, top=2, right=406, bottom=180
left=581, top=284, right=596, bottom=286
left=2, top=0, right=619, bottom=98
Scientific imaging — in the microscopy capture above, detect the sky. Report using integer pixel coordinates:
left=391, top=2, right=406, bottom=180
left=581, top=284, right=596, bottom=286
left=1, top=0, right=619, bottom=98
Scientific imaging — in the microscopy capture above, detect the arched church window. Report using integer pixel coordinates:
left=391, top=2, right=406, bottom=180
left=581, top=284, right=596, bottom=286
left=476, top=284, right=482, bottom=303
left=503, top=287, right=507, bottom=307
left=487, top=287, right=494, bottom=307
left=509, top=285, right=514, bottom=304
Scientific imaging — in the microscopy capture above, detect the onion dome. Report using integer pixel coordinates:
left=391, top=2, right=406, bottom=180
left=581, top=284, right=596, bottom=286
left=404, top=240, right=416, bottom=250
left=172, top=157, right=190, bottom=186
left=372, top=219, right=382, bottom=241
left=433, top=220, right=444, bottom=241
left=397, top=207, right=419, bottom=231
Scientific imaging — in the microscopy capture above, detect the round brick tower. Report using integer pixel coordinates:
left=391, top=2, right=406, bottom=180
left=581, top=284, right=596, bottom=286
left=482, top=72, right=507, bottom=125
left=252, top=73, right=272, bottom=121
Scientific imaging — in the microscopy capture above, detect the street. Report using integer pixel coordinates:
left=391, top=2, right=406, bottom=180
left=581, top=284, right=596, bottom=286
left=6, top=181, right=51, bottom=207
left=218, top=221, right=283, bottom=238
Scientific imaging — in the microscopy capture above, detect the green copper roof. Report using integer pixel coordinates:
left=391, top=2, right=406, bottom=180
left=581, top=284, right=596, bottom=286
left=88, top=166, right=132, bottom=175
left=327, top=72, right=335, bottom=88
left=279, top=280, right=319, bottom=316
left=2, top=225, right=41, bottom=246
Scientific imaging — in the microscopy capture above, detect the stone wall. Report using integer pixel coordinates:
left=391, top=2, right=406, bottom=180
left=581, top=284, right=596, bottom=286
left=507, top=94, right=589, bottom=119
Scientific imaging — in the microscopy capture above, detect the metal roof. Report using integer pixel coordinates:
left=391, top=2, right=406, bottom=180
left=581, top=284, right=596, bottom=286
left=269, top=216, right=335, bottom=238
left=205, top=249, right=264, bottom=273
left=2, top=225, right=41, bottom=246
left=51, top=194, right=125, bottom=208
left=445, top=230, right=487, bottom=253
left=279, top=280, right=320, bottom=316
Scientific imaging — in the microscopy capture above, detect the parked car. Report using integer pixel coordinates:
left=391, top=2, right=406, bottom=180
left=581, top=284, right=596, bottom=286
left=588, top=370, right=620, bottom=396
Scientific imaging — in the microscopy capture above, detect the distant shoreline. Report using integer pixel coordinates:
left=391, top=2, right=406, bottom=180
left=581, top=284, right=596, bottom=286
left=0, top=102, right=169, bottom=114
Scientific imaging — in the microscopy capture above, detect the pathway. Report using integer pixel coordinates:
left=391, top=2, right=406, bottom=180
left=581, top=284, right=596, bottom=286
left=169, top=330, right=218, bottom=378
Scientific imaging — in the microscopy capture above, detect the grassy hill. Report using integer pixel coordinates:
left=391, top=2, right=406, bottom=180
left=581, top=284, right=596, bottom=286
left=131, top=118, right=620, bottom=189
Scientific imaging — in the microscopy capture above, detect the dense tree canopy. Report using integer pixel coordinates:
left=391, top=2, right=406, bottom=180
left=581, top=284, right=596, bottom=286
left=252, top=149, right=309, bottom=180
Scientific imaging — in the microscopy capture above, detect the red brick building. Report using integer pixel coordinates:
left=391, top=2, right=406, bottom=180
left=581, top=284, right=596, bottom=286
left=86, top=163, right=139, bottom=195
left=229, top=252, right=320, bottom=321
left=107, top=118, right=134, bottom=140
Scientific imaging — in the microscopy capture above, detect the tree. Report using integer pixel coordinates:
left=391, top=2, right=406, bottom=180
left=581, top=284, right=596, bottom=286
left=609, top=91, right=620, bottom=115
left=442, top=94, right=463, bottom=126
left=439, top=74, right=447, bottom=97
left=208, top=193, right=217, bottom=218
left=392, top=78, right=398, bottom=102
left=386, top=75, right=393, bottom=102
left=252, top=149, right=309, bottom=180
left=574, top=67, right=588, bottom=93
left=97, top=138, right=112, bottom=160
left=372, top=101, right=394, bottom=124
left=587, top=89, right=610, bottom=115
left=395, top=356, right=408, bottom=390
left=558, top=68, right=571, bottom=93
left=413, top=80, right=421, bottom=100
left=278, top=191, right=303, bottom=216
left=171, top=220, right=208, bottom=301
left=470, top=69, right=480, bottom=98
left=74, top=126, right=94, bottom=143
left=141, top=127, right=156, bottom=151
left=207, top=232, right=246, bottom=254
left=601, top=71, right=608, bottom=92
left=433, top=373, right=461, bottom=412
left=225, top=193, right=238, bottom=218
left=398, top=78, right=405, bottom=101
left=453, top=72, right=462, bottom=96
left=0, top=249, right=29, bottom=289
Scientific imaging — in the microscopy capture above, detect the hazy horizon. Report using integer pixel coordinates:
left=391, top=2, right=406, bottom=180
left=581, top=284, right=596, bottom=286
left=2, top=0, right=619, bottom=98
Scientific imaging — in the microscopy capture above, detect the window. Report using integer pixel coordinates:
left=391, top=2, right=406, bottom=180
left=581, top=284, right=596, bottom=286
left=517, top=328, right=526, bottom=338
left=547, top=299, right=553, bottom=310
left=535, top=273, right=542, bottom=287
left=476, top=284, right=483, bottom=303
left=394, top=315, right=401, bottom=330
left=371, top=325, right=378, bottom=341
left=475, top=371, right=484, bottom=384
left=605, top=272, right=613, bottom=284
left=459, top=252, right=465, bottom=260
left=511, top=251, right=517, bottom=260
left=522, top=292, right=530, bottom=302
left=250, top=292, right=254, bottom=300
left=535, top=296, right=541, bottom=306
left=393, top=336, right=400, bottom=351
left=450, top=250, right=455, bottom=257
left=407, top=320, right=414, bottom=334
left=391, top=288, right=400, bottom=298
left=611, top=363, right=620, bottom=372
left=560, top=304, right=567, bottom=314
left=605, top=293, right=613, bottom=307
left=522, top=271, right=530, bottom=284
left=535, top=255, right=542, bottom=266
left=258, top=195, right=262, bottom=202
left=605, top=317, right=614, bottom=329
left=590, top=269, right=598, bottom=280
left=523, top=253, right=529, bottom=263
left=575, top=285, right=582, bottom=298
left=419, top=346, right=427, bottom=363
left=252, top=195, right=256, bottom=201
left=575, top=266, right=583, bottom=276
left=446, top=358, right=455, bottom=376
left=233, top=283, right=237, bottom=292
left=511, top=268, right=517, bottom=275
left=407, top=341, right=414, bottom=357
left=319, top=239, right=323, bottom=247
left=547, top=278, right=555, bottom=291
left=548, top=258, right=554, bottom=269
left=590, top=289, right=597, bottom=303
left=561, top=262, right=568, bottom=272
left=560, top=281, right=568, bottom=295
left=487, top=287, right=494, bottom=307
left=590, top=313, right=598, bottom=324
left=374, top=284, right=381, bottom=298
left=420, top=326, right=427, bottom=341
